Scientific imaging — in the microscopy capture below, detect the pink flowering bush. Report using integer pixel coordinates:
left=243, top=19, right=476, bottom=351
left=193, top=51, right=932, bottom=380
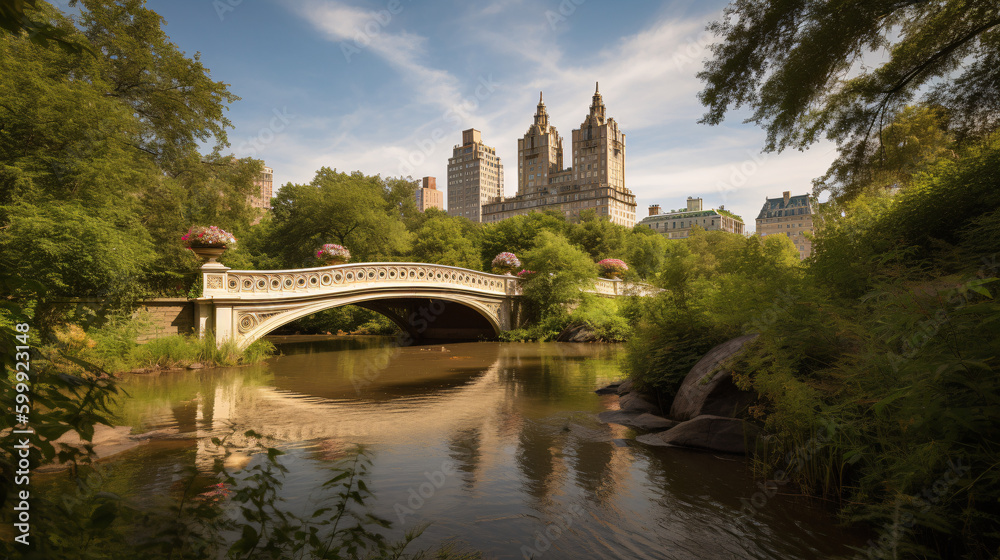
left=491, top=252, right=521, bottom=273
left=517, top=269, right=536, bottom=278
left=597, top=258, right=628, bottom=278
left=317, top=243, right=351, bottom=263
left=182, top=226, right=237, bottom=247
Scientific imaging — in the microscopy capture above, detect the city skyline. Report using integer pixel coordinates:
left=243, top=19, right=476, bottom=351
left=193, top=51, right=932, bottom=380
left=122, top=0, right=838, bottom=232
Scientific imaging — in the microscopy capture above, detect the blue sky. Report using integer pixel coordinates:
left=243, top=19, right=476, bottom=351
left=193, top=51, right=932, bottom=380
left=74, top=0, right=840, bottom=230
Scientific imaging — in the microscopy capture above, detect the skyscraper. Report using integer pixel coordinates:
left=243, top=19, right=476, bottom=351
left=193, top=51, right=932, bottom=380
left=446, top=129, right=503, bottom=222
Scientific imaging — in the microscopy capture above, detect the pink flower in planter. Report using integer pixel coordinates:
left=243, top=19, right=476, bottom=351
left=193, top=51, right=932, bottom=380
left=597, top=258, right=628, bottom=277
left=183, top=226, right=237, bottom=247
left=317, top=243, right=351, bottom=262
left=492, top=252, right=522, bottom=271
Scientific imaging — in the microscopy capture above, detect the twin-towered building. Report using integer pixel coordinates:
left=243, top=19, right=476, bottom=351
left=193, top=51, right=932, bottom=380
left=447, top=84, right=638, bottom=227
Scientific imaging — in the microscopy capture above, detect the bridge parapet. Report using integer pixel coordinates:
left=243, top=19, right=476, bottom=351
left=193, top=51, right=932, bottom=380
left=203, top=262, right=521, bottom=299
left=197, top=261, right=657, bottom=348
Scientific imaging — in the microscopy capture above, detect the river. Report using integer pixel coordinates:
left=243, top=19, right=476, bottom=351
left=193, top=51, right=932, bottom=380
left=99, top=337, right=864, bottom=559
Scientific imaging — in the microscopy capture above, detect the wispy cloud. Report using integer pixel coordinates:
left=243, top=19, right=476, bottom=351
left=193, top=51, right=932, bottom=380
left=293, top=0, right=467, bottom=117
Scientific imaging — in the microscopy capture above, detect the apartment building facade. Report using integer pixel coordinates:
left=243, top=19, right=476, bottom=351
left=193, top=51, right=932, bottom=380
left=415, top=176, right=444, bottom=212
left=446, top=129, right=503, bottom=222
left=639, top=197, right=745, bottom=239
left=756, top=191, right=815, bottom=259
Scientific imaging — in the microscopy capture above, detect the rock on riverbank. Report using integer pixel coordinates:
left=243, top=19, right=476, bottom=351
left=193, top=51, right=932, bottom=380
left=596, top=335, right=760, bottom=454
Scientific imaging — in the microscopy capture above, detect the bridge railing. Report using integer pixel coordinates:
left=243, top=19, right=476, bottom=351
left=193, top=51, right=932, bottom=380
left=201, top=261, right=657, bottom=299
left=203, top=262, right=521, bottom=298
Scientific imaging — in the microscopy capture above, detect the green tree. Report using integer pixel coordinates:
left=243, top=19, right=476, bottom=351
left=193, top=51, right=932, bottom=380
left=0, top=0, right=255, bottom=298
left=409, top=213, right=481, bottom=269
left=479, top=211, right=566, bottom=269
left=698, top=0, right=1000, bottom=199
left=817, top=105, right=957, bottom=201
left=265, top=168, right=411, bottom=266
left=566, top=209, right=629, bottom=260
left=520, top=231, right=597, bottom=319
left=624, top=226, right=668, bottom=280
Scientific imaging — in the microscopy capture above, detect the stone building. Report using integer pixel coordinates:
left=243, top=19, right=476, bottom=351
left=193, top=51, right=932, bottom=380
left=481, top=84, right=637, bottom=227
left=415, top=176, right=444, bottom=212
left=756, top=191, right=815, bottom=259
left=447, top=129, right=503, bottom=222
left=639, top=197, right=745, bottom=239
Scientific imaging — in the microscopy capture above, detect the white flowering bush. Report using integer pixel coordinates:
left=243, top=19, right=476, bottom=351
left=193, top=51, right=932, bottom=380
left=491, top=252, right=521, bottom=273
left=317, top=243, right=351, bottom=263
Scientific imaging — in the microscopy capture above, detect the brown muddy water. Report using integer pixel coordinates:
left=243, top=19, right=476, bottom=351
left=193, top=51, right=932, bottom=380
left=88, top=337, right=866, bottom=559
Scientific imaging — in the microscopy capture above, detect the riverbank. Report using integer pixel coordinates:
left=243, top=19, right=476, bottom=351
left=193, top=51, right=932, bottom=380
left=51, top=321, right=276, bottom=375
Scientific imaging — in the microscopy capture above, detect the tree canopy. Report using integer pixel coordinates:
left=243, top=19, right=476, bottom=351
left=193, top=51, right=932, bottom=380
left=698, top=0, right=1000, bottom=200
left=0, top=0, right=258, bottom=297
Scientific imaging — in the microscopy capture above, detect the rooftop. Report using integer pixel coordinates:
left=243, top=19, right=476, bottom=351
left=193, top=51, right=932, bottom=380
left=757, top=194, right=813, bottom=220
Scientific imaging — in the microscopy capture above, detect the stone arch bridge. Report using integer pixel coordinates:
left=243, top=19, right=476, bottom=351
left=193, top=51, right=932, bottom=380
left=196, top=261, right=646, bottom=349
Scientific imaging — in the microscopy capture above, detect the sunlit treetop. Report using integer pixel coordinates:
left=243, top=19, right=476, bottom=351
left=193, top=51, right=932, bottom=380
left=698, top=0, right=1000, bottom=199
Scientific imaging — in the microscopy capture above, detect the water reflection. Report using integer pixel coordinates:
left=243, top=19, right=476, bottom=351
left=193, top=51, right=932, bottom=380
left=106, top=339, right=864, bottom=560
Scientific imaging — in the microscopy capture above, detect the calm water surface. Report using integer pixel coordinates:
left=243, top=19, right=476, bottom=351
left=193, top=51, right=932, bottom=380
left=101, top=337, right=864, bottom=559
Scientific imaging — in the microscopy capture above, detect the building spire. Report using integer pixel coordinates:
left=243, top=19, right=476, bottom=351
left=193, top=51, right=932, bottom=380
left=589, top=82, right=606, bottom=124
left=534, top=91, right=549, bottom=128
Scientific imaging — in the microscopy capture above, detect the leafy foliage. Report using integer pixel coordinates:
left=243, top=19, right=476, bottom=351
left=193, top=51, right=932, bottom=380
left=265, top=168, right=413, bottom=267
left=699, top=0, right=1000, bottom=200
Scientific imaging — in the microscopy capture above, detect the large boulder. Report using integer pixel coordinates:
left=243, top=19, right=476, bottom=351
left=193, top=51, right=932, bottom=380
left=636, top=415, right=758, bottom=454
left=594, top=381, right=622, bottom=395
left=618, top=391, right=661, bottom=414
left=598, top=411, right=677, bottom=431
left=615, top=379, right=634, bottom=395
left=556, top=322, right=601, bottom=343
left=669, top=334, right=758, bottom=421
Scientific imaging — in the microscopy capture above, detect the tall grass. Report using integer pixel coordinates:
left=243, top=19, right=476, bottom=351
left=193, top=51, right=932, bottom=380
left=54, top=313, right=276, bottom=373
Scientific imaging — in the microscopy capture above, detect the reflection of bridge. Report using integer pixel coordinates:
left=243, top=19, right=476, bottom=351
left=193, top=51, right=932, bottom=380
left=196, top=262, right=645, bottom=348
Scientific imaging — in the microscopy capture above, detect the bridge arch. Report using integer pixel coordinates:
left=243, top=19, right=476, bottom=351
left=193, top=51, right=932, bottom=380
left=231, top=291, right=504, bottom=349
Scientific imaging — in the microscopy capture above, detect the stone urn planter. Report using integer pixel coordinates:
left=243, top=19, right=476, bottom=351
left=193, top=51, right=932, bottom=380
left=323, top=256, right=349, bottom=266
left=183, top=226, right=237, bottom=267
left=188, top=245, right=227, bottom=264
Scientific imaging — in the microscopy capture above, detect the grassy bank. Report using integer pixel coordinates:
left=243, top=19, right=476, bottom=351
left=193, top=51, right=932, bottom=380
left=52, top=314, right=276, bottom=373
